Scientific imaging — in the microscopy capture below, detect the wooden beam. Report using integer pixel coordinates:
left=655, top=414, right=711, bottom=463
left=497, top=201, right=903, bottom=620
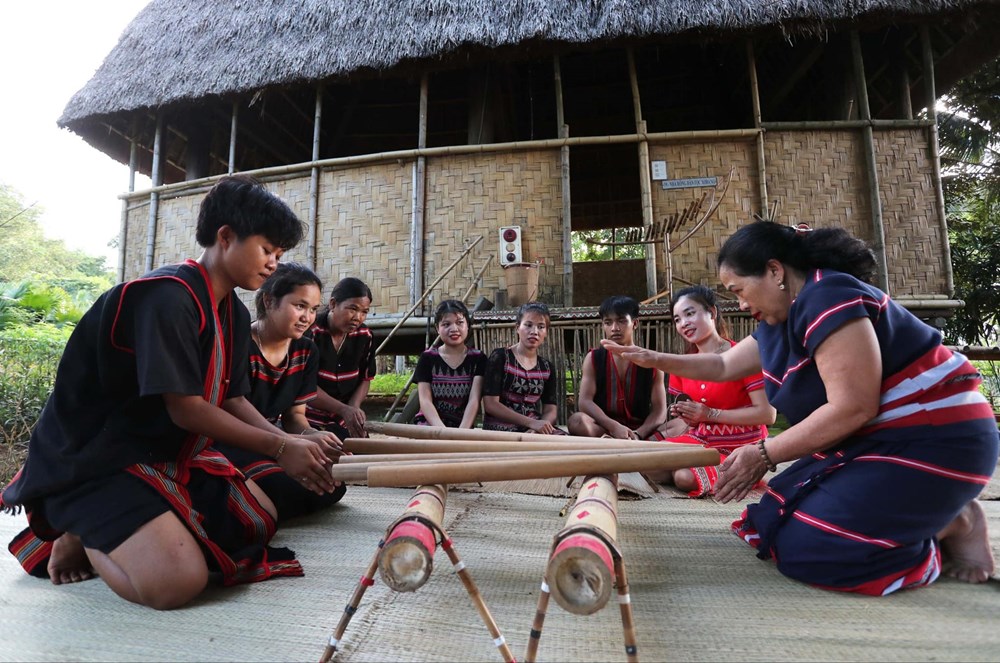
left=307, top=84, right=323, bottom=269
left=144, top=114, right=163, bottom=273
left=746, top=38, right=769, bottom=218
left=228, top=101, right=238, bottom=174
left=921, top=25, right=954, bottom=296
left=411, top=72, right=429, bottom=306
left=554, top=56, right=573, bottom=306
left=627, top=47, right=656, bottom=299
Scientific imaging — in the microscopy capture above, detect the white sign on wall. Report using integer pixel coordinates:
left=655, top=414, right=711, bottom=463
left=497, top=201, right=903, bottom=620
left=650, top=160, right=667, bottom=181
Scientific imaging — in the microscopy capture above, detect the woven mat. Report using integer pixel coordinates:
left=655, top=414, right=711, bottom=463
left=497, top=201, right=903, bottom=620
left=2, top=484, right=999, bottom=662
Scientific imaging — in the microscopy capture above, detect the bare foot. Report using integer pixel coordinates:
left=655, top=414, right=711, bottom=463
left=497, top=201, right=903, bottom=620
left=48, top=533, right=95, bottom=585
left=939, top=500, right=995, bottom=584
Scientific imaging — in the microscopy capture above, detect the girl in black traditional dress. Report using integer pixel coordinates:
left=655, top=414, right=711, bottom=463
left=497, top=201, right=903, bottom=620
left=216, top=262, right=347, bottom=520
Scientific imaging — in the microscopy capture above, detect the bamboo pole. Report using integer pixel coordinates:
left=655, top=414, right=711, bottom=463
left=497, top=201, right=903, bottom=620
left=627, top=48, right=657, bottom=299
left=850, top=30, right=890, bottom=295
left=411, top=73, right=429, bottom=305
left=746, top=38, right=769, bottom=218
left=307, top=85, right=323, bottom=269
left=343, top=437, right=673, bottom=455
left=554, top=56, right=573, bottom=306
left=120, top=129, right=762, bottom=201
left=144, top=114, right=163, bottom=273
left=547, top=476, right=618, bottom=615
left=338, top=446, right=663, bottom=464
left=360, top=448, right=720, bottom=488
left=368, top=420, right=665, bottom=445
left=378, top=485, right=446, bottom=592
left=318, top=545, right=381, bottom=663
left=228, top=101, right=238, bottom=174
left=374, top=234, right=483, bottom=354
left=383, top=256, right=494, bottom=421
left=760, top=119, right=932, bottom=131
left=118, top=122, right=138, bottom=283
left=920, top=25, right=954, bottom=296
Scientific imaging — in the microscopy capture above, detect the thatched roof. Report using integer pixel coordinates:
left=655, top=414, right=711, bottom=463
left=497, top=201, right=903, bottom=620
left=59, top=0, right=989, bottom=128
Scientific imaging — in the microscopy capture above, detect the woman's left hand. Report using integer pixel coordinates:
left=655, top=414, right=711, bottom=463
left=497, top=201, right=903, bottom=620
left=713, top=444, right=768, bottom=504
left=670, top=400, right=713, bottom=425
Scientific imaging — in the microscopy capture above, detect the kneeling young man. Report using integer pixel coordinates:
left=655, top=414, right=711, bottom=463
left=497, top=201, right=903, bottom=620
left=568, top=296, right=666, bottom=440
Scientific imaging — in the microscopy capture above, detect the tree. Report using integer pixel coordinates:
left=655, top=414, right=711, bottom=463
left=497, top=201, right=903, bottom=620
left=937, top=56, right=1000, bottom=346
left=0, top=183, right=115, bottom=329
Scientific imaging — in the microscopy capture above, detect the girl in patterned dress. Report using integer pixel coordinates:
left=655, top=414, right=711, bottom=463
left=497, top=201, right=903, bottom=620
left=483, top=302, right=564, bottom=434
left=655, top=285, right=775, bottom=497
left=604, top=222, right=998, bottom=595
left=215, top=262, right=347, bottom=521
left=413, top=300, right=487, bottom=428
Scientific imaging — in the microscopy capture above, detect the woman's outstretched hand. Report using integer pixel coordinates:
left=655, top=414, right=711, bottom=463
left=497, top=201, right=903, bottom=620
left=713, top=444, right=767, bottom=504
left=600, top=340, right=663, bottom=369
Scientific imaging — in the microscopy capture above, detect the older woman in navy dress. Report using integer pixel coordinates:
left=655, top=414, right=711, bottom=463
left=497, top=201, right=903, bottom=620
left=605, top=222, right=997, bottom=595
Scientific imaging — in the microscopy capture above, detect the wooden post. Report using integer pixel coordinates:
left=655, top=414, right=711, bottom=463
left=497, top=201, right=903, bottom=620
left=228, top=100, right=238, bottom=175
left=850, top=31, right=890, bottom=294
left=920, top=26, right=954, bottom=296
left=554, top=56, right=573, bottom=306
left=547, top=476, right=618, bottom=615
left=378, top=485, right=446, bottom=592
left=746, top=38, right=769, bottom=217
left=144, top=114, right=163, bottom=273
left=118, top=121, right=138, bottom=283
left=411, top=73, right=429, bottom=306
left=627, top=48, right=657, bottom=298
left=307, top=85, right=323, bottom=270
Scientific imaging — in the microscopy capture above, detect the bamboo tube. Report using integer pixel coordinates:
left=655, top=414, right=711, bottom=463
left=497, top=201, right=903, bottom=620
left=548, top=476, right=618, bottom=615
left=368, top=421, right=662, bottom=446
left=378, top=485, right=446, bottom=592
left=331, top=447, right=683, bottom=482
left=144, top=114, right=163, bottom=273
left=338, top=446, right=665, bottom=464
left=375, top=234, right=484, bottom=354
left=920, top=25, right=954, bottom=296
left=344, top=437, right=672, bottom=455
left=363, top=448, right=719, bottom=488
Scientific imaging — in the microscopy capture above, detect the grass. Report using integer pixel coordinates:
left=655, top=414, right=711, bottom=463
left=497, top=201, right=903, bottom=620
left=369, top=372, right=414, bottom=396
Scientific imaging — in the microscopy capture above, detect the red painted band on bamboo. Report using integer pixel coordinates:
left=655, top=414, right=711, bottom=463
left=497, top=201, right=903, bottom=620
left=569, top=496, right=618, bottom=521
left=386, top=520, right=437, bottom=555
left=552, top=533, right=614, bottom=573
left=361, top=576, right=375, bottom=586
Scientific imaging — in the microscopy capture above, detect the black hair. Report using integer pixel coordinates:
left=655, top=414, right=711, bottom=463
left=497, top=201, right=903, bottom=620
left=255, top=262, right=323, bottom=319
left=670, top=284, right=732, bottom=347
left=717, top=221, right=877, bottom=284
left=598, top=295, right=639, bottom=320
left=434, top=299, right=472, bottom=326
left=516, top=301, right=550, bottom=324
left=196, top=174, right=305, bottom=249
left=329, top=277, right=373, bottom=303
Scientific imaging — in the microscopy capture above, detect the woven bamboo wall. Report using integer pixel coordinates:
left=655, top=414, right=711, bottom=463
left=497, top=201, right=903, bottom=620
left=873, top=129, right=945, bottom=295
left=642, top=130, right=945, bottom=295
left=424, top=150, right=563, bottom=309
left=122, top=203, right=148, bottom=281
left=316, top=164, right=412, bottom=312
left=648, top=140, right=760, bottom=290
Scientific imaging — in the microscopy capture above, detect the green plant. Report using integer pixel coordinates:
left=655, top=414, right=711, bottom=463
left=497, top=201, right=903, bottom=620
left=0, top=335, right=65, bottom=486
left=369, top=372, right=414, bottom=396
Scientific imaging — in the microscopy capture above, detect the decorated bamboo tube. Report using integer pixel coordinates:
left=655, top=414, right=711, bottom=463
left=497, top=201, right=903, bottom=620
left=361, top=448, right=719, bottom=488
left=547, top=476, right=619, bottom=615
left=377, top=485, right=447, bottom=592
left=343, top=437, right=670, bottom=455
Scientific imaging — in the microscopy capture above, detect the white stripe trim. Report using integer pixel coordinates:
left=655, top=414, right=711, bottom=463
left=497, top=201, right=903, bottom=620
left=868, top=390, right=987, bottom=425
left=879, top=352, right=968, bottom=405
left=452, top=560, right=466, bottom=572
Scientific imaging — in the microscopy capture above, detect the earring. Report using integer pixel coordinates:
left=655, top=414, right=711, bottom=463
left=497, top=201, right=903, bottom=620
left=779, top=283, right=786, bottom=290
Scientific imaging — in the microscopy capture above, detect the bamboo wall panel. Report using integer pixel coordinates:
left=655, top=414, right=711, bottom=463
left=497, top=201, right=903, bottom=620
left=153, top=194, right=201, bottom=269
left=122, top=204, right=148, bottom=281
left=648, top=140, right=759, bottom=290
left=873, top=129, right=945, bottom=295
left=316, top=163, right=412, bottom=313
left=425, top=150, right=563, bottom=307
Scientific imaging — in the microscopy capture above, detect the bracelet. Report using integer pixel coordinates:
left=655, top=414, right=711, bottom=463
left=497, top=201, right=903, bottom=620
left=274, top=438, right=288, bottom=460
left=708, top=407, right=721, bottom=421
left=757, top=439, right=777, bottom=472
